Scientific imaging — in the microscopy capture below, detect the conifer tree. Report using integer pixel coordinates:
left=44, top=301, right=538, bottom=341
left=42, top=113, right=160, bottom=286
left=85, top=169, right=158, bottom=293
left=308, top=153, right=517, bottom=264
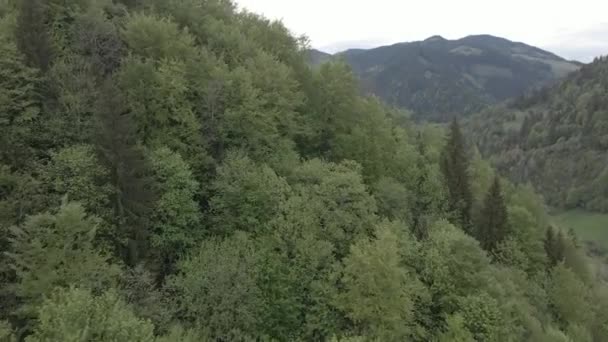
left=94, top=81, right=157, bottom=266
left=440, top=119, right=473, bottom=230
left=544, top=226, right=556, bottom=265
left=554, top=229, right=567, bottom=265
left=544, top=226, right=566, bottom=267
left=15, top=0, right=53, bottom=71
left=477, top=176, right=510, bottom=252
left=411, top=133, right=434, bottom=239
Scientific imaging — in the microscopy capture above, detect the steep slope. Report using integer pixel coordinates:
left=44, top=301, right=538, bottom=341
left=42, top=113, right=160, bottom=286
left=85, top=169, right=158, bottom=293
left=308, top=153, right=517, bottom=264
left=469, top=56, right=608, bottom=212
left=338, top=35, right=580, bottom=121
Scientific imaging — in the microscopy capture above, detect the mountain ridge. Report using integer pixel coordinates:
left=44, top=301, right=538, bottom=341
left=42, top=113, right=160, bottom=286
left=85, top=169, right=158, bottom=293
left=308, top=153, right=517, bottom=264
left=310, top=35, right=581, bottom=121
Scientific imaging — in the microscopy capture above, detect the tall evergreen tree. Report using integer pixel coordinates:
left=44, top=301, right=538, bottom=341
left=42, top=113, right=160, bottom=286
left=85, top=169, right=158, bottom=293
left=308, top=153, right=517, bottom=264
left=440, top=119, right=473, bottom=230
left=411, top=133, right=434, bottom=239
left=94, top=81, right=157, bottom=266
left=555, top=230, right=567, bottom=264
left=477, top=176, right=510, bottom=252
left=544, top=226, right=555, bottom=264
left=545, top=227, right=566, bottom=267
left=15, top=0, right=53, bottom=71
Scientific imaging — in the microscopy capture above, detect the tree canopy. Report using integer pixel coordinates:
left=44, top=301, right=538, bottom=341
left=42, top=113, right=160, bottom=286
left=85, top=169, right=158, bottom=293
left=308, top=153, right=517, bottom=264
left=0, top=1, right=605, bottom=341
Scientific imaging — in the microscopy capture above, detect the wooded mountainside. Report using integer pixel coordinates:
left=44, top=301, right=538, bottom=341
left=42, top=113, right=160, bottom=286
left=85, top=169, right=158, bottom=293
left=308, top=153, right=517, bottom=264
left=469, top=56, right=608, bottom=213
left=0, top=0, right=607, bottom=341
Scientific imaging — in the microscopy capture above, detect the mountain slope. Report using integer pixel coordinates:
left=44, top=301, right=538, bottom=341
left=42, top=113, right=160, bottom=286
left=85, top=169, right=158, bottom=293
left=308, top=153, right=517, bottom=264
left=336, top=35, right=580, bottom=121
left=307, top=48, right=332, bottom=65
left=469, top=56, right=608, bottom=212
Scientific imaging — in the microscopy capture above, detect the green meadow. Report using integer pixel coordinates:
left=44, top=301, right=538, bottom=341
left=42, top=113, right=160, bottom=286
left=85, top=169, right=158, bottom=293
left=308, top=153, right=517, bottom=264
left=552, top=210, right=608, bottom=249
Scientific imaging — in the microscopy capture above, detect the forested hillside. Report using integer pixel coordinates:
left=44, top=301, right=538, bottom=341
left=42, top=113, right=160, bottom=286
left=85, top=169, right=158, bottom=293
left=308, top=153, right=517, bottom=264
left=469, top=56, right=608, bottom=213
left=0, top=0, right=607, bottom=341
left=318, top=35, right=580, bottom=122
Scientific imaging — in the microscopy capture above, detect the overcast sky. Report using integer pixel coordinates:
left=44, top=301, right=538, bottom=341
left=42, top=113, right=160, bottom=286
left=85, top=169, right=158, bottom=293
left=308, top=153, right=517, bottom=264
left=235, top=0, right=608, bottom=62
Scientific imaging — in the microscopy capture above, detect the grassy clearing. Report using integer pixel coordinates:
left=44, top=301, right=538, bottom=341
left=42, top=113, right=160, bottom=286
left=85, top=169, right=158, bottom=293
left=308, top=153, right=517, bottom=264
left=552, top=210, right=608, bottom=249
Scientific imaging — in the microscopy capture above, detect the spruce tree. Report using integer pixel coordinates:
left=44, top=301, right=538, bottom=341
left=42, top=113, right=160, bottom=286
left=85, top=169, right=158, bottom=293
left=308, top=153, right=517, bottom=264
left=544, top=226, right=566, bottom=267
left=477, top=176, right=510, bottom=252
left=15, top=0, right=53, bottom=71
left=554, top=229, right=567, bottom=265
left=411, top=133, right=433, bottom=239
left=440, top=119, right=473, bottom=230
left=94, top=81, right=157, bottom=266
left=544, top=227, right=555, bottom=265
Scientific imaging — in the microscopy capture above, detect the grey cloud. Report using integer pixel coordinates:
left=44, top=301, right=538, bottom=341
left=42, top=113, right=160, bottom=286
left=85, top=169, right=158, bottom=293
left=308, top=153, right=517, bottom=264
left=543, top=23, right=608, bottom=62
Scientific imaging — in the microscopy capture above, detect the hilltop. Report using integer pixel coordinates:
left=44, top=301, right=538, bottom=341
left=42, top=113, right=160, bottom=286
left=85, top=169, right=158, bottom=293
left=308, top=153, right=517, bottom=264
left=314, top=35, right=580, bottom=121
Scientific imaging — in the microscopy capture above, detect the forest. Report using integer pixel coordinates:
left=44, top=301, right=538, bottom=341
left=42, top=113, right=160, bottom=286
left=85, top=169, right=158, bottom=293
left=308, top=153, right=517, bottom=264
left=469, top=57, right=608, bottom=213
left=0, top=0, right=607, bottom=341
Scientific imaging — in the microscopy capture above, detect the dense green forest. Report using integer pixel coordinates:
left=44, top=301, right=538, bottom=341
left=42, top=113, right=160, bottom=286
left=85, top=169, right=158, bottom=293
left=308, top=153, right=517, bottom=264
left=469, top=56, right=608, bottom=213
left=0, top=0, right=607, bottom=341
left=312, top=35, right=580, bottom=122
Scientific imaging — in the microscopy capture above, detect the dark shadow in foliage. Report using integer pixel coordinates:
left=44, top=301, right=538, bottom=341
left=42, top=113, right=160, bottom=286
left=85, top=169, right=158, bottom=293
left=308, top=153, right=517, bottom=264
left=15, top=0, right=53, bottom=71
left=94, top=81, right=157, bottom=266
left=476, top=176, right=510, bottom=252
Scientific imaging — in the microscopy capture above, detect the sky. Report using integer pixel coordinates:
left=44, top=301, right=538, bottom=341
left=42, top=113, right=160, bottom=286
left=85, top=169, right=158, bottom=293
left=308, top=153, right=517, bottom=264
left=235, top=0, right=608, bottom=62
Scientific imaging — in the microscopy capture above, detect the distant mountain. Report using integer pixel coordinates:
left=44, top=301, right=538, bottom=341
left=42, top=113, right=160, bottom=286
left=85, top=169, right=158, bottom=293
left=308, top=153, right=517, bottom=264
left=468, top=56, right=608, bottom=212
left=319, top=35, right=581, bottom=121
left=307, top=49, right=332, bottom=65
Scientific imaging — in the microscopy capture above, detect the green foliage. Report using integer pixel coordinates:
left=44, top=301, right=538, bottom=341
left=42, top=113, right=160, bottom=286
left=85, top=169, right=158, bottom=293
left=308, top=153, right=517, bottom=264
left=548, top=263, right=592, bottom=328
left=121, top=13, right=196, bottom=61
left=567, top=324, right=593, bottom=342
left=0, top=30, right=40, bottom=169
left=155, top=325, right=205, bottom=342
left=0, top=1, right=606, bottom=340
left=148, top=147, right=201, bottom=274
left=118, top=56, right=202, bottom=162
left=420, top=220, right=492, bottom=307
left=168, top=232, right=262, bottom=340
left=262, top=195, right=340, bottom=340
left=338, top=223, right=416, bottom=340
left=410, top=137, right=446, bottom=239
left=436, top=314, right=474, bottom=342
left=209, top=151, right=290, bottom=236
left=219, top=53, right=303, bottom=161
left=299, top=61, right=359, bottom=156
left=590, top=287, right=608, bottom=341
left=545, top=227, right=566, bottom=268
left=0, top=320, right=15, bottom=342
left=41, top=144, right=112, bottom=218
left=470, top=57, right=608, bottom=212
left=7, top=202, right=121, bottom=313
left=118, top=265, right=172, bottom=333
left=288, top=159, right=377, bottom=258
left=507, top=205, right=547, bottom=274
left=26, top=287, right=154, bottom=342
left=458, top=293, right=502, bottom=341
left=372, top=177, right=411, bottom=223
left=47, top=55, right=99, bottom=144
left=540, top=326, right=573, bottom=342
